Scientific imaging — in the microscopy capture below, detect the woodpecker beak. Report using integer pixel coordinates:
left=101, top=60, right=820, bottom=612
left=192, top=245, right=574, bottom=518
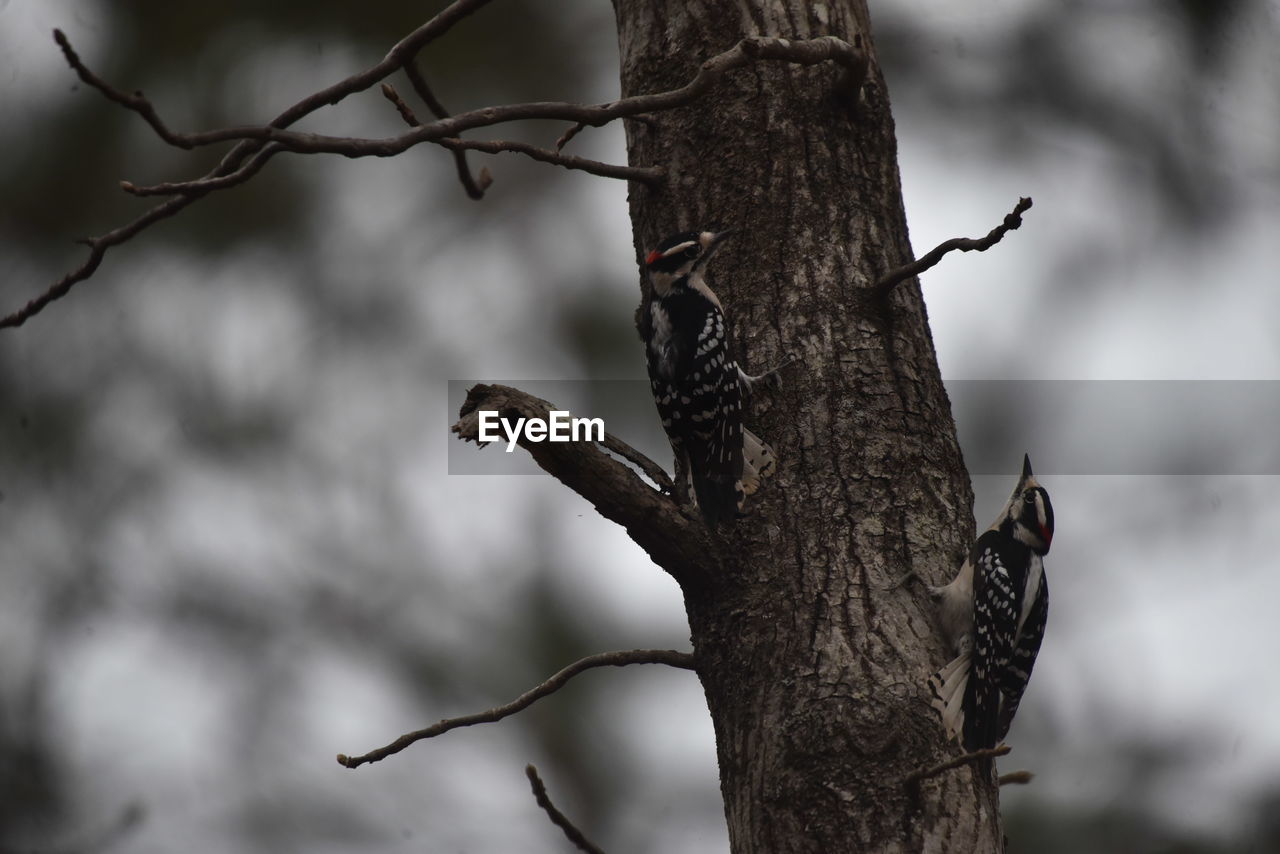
left=693, top=229, right=734, bottom=269
left=705, top=229, right=735, bottom=250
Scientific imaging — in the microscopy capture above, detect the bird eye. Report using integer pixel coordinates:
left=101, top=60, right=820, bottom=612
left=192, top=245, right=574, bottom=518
left=1023, top=490, right=1037, bottom=504
left=684, top=246, right=700, bottom=259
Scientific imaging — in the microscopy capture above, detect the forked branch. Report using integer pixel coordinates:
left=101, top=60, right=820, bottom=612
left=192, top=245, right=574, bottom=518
left=379, top=84, right=661, bottom=184
left=402, top=62, right=492, bottom=199
left=4, top=22, right=867, bottom=329
left=337, top=648, right=694, bottom=768
left=2, top=0, right=497, bottom=329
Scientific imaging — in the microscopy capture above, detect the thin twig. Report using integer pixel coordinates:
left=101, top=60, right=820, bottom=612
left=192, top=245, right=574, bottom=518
left=6, top=29, right=864, bottom=329
left=526, top=765, right=608, bottom=854
left=182, top=35, right=869, bottom=158
left=555, top=121, right=587, bottom=152
left=436, top=137, right=661, bottom=183
left=107, top=34, right=869, bottom=155
left=0, top=195, right=195, bottom=327
left=998, top=770, right=1034, bottom=786
left=902, top=744, right=1011, bottom=788
left=403, top=62, right=491, bottom=199
left=873, top=197, right=1033, bottom=300
left=56, top=0, right=499, bottom=152
left=378, top=83, right=656, bottom=185
left=122, top=143, right=282, bottom=196
left=125, top=32, right=868, bottom=192
left=558, top=110, right=660, bottom=151
left=382, top=81, right=423, bottom=126
left=1, top=0, right=494, bottom=329
left=54, top=30, right=197, bottom=149
left=382, top=82, right=492, bottom=191
left=337, top=649, right=694, bottom=769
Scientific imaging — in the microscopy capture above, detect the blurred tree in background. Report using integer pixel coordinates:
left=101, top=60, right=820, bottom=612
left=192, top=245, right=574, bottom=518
left=1, top=1, right=1277, bottom=852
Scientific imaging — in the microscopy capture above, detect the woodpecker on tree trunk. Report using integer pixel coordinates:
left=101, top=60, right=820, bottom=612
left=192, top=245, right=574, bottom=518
left=929, top=454, right=1054, bottom=751
left=639, top=229, right=776, bottom=526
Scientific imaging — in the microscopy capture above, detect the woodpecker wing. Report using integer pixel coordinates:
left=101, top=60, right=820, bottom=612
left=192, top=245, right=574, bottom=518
left=962, top=530, right=1032, bottom=751
left=680, top=312, right=743, bottom=524
left=685, top=369, right=743, bottom=525
left=645, top=289, right=745, bottom=525
left=997, top=573, right=1048, bottom=741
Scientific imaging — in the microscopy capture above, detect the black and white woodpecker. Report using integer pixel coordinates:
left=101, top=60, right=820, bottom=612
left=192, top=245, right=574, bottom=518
left=928, top=454, right=1054, bottom=751
left=639, top=229, right=776, bottom=526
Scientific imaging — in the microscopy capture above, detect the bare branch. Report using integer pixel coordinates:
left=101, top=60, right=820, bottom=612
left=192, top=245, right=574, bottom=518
left=7, top=29, right=865, bottom=328
left=63, top=0, right=500, bottom=152
left=54, top=29, right=197, bottom=149
left=555, top=121, right=587, bottom=152
left=998, top=770, right=1034, bottom=786
left=873, top=197, right=1033, bottom=300
left=0, top=195, right=196, bottom=328
left=452, top=384, right=714, bottom=579
left=153, top=35, right=870, bottom=155
left=902, top=744, right=1012, bottom=788
left=122, top=143, right=282, bottom=197
left=190, top=35, right=869, bottom=157
left=4, top=1, right=496, bottom=329
left=403, top=62, right=492, bottom=199
left=436, top=137, right=662, bottom=183
left=127, top=35, right=863, bottom=187
left=526, top=765, right=608, bottom=854
left=380, top=85, right=660, bottom=184
left=337, top=649, right=695, bottom=768
left=381, top=81, right=424, bottom=127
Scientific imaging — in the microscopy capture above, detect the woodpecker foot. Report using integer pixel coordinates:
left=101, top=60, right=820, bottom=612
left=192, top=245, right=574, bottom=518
left=887, top=568, right=926, bottom=592
left=739, top=354, right=798, bottom=395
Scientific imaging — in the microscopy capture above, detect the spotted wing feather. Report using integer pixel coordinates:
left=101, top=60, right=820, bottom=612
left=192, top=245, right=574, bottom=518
left=646, top=292, right=744, bottom=525
left=961, top=531, right=1032, bottom=751
left=997, top=574, right=1048, bottom=741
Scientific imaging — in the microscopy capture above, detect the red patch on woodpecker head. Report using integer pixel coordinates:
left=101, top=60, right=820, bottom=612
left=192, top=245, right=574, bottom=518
left=1040, top=524, right=1053, bottom=546
left=645, top=249, right=662, bottom=265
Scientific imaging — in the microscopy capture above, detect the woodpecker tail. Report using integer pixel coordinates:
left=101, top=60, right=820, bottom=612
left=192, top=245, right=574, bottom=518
left=740, top=427, right=776, bottom=496
left=685, top=410, right=741, bottom=527
left=928, top=651, right=971, bottom=744
left=690, top=468, right=741, bottom=527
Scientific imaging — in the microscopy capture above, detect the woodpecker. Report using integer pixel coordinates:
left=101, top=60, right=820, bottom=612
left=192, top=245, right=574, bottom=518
left=639, top=229, right=776, bottom=526
left=928, top=454, right=1053, bottom=752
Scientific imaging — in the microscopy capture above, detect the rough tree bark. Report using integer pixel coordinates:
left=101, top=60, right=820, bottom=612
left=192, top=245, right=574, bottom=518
left=614, top=1, right=999, bottom=850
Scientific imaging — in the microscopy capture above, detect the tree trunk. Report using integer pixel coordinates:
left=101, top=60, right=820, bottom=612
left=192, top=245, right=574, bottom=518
left=614, top=1, right=1001, bottom=850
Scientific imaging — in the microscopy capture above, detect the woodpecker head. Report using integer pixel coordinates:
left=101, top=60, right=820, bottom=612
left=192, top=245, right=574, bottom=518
left=998, top=453, right=1054, bottom=555
left=644, top=229, right=733, bottom=298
